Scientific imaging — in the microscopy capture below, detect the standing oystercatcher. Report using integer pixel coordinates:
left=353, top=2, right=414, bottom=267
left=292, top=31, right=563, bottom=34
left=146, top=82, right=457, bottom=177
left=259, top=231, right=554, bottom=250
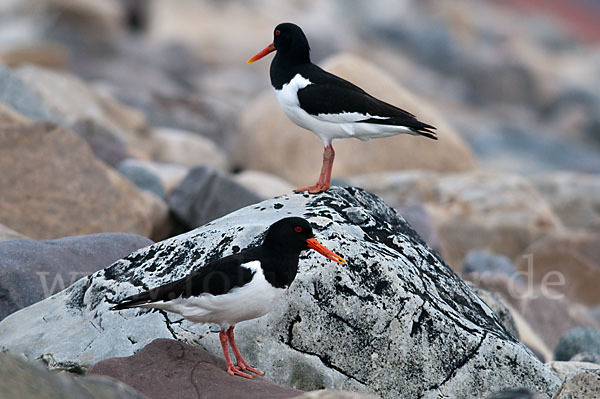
left=248, top=22, right=437, bottom=193
left=112, top=217, right=345, bottom=379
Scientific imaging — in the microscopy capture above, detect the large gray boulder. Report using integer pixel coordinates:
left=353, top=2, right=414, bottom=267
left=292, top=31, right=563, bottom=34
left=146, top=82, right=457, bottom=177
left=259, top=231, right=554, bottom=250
left=0, top=187, right=560, bottom=398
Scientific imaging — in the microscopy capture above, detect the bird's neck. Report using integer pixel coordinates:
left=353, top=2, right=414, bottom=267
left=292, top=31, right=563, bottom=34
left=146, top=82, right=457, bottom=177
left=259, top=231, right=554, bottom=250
left=270, top=53, right=311, bottom=90
left=259, top=247, right=300, bottom=289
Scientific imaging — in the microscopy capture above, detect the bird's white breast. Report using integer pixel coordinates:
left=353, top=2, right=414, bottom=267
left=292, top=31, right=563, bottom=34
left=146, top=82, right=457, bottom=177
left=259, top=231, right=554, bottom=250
left=140, top=261, right=286, bottom=329
left=274, top=73, right=414, bottom=145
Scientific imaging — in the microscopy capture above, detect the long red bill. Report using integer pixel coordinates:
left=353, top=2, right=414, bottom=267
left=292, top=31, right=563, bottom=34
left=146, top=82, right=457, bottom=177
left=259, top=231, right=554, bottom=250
left=306, top=238, right=346, bottom=264
left=247, top=42, right=276, bottom=63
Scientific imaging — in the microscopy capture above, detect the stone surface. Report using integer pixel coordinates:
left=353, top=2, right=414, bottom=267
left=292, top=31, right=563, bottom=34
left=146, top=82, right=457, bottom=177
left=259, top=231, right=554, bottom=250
left=0, top=352, right=145, bottom=399
left=548, top=361, right=600, bottom=381
left=0, top=64, right=147, bottom=144
left=234, top=53, right=476, bottom=187
left=0, top=232, right=152, bottom=321
left=0, top=224, right=25, bottom=242
left=89, top=338, right=302, bottom=399
left=148, top=127, right=228, bottom=169
left=516, top=229, right=600, bottom=306
left=462, top=251, right=518, bottom=277
left=554, top=327, right=600, bottom=362
left=233, top=170, right=296, bottom=199
left=0, top=102, right=31, bottom=126
left=295, top=391, right=378, bottom=399
left=0, top=187, right=560, bottom=398
left=114, top=159, right=189, bottom=196
left=351, top=170, right=561, bottom=269
left=466, top=282, right=519, bottom=340
left=570, top=352, right=600, bottom=364
left=0, top=122, right=154, bottom=239
left=469, top=273, right=599, bottom=352
left=531, top=172, right=600, bottom=229
left=484, top=387, right=547, bottom=399
left=169, top=165, right=262, bottom=229
left=117, top=159, right=167, bottom=199
left=553, top=367, right=600, bottom=399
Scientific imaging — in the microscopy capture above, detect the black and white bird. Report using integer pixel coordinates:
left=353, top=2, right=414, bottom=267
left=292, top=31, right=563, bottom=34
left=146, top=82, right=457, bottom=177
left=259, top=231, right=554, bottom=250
left=112, top=217, right=345, bottom=379
left=248, top=22, right=437, bottom=193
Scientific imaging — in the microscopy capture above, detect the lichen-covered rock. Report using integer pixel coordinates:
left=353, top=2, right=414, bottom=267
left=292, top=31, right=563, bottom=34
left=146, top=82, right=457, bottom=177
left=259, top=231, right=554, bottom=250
left=0, top=187, right=560, bottom=398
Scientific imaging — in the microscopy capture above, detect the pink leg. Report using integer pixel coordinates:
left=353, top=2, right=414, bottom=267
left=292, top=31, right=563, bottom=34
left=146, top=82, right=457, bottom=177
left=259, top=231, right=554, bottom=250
left=226, top=326, right=264, bottom=376
left=219, top=330, right=253, bottom=379
left=295, top=144, right=335, bottom=194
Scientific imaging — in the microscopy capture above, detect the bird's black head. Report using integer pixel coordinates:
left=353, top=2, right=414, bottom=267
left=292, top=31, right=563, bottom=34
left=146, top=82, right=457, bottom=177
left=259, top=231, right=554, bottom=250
left=247, top=22, right=311, bottom=65
left=272, top=23, right=310, bottom=63
left=263, top=217, right=345, bottom=264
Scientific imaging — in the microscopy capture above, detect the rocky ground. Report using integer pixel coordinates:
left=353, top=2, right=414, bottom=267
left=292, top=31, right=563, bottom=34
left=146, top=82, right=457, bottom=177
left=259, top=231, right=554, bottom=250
left=1, top=0, right=600, bottom=398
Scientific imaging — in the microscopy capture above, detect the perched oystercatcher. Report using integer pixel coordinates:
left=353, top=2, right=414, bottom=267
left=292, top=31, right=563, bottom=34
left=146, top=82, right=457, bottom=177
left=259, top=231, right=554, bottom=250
left=248, top=22, right=437, bottom=193
left=112, top=217, right=345, bottom=379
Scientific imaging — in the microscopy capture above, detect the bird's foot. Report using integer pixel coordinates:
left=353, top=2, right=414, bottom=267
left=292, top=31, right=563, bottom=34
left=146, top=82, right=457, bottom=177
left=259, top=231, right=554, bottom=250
left=226, top=364, right=255, bottom=379
left=294, top=183, right=330, bottom=194
left=237, top=361, right=265, bottom=377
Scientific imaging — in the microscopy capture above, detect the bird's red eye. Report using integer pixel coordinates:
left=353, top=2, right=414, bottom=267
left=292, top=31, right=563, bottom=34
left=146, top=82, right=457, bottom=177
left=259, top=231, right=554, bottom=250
left=275, top=29, right=281, bottom=36
left=294, top=226, right=302, bottom=233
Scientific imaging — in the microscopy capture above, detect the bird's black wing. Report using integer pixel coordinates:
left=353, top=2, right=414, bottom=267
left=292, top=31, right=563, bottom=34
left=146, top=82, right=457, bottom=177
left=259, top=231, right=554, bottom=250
left=111, top=249, right=260, bottom=310
left=297, top=65, right=437, bottom=139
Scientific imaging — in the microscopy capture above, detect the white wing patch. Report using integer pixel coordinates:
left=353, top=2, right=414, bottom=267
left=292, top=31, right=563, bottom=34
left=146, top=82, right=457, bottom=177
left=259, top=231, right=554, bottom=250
left=315, top=112, right=390, bottom=124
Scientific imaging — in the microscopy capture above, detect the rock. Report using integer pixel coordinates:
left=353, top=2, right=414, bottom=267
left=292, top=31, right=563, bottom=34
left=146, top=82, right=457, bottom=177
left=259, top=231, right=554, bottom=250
left=0, top=352, right=145, bottom=399
left=233, top=170, right=296, bottom=199
left=531, top=172, right=600, bottom=229
left=548, top=361, right=600, bottom=380
left=462, top=251, right=518, bottom=277
left=0, top=225, right=25, bottom=242
left=466, top=282, right=519, bottom=340
left=469, top=273, right=599, bottom=352
left=117, top=159, right=167, bottom=199
left=396, top=204, right=442, bottom=255
left=0, top=232, right=152, bottom=321
left=515, top=229, right=600, bottom=306
left=169, top=165, right=262, bottom=229
left=554, top=327, right=600, bottom=362
left=113, top=158, right=189, bottom=196
left=570, top=352, right=600, bottom=364
left=484, top=387, right=546, bottom=399
left=351, top=170, right=561, bottom=269
left=553, top=367, right=600, bottom=399
left=0, top=42, right=69, bottom=70
left=0, top=187, right=560, bottom=398
left=138, top=191, right=172, bottom=242
left=0, top=102, right=31, bottom=126
left=89, top=338, right=302, bottom=399
left=295, top=391, right=378, bottom=399
left=70, top=118, right=132, bottom=167
left=148, top=127, right=228, bottom=169
left=235, top=54, right=476, bottom=187
left=0, top=64, right=148, bottom=145
left=0, top=122, right=154, bottom=239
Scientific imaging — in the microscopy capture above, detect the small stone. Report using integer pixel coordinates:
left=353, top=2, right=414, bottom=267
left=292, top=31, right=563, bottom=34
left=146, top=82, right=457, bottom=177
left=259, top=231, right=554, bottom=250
left=117, top=159, right=167, bottom=199
left=554, top=327, right=600, bottom=361
left=462, top=251, right=518, bottom=277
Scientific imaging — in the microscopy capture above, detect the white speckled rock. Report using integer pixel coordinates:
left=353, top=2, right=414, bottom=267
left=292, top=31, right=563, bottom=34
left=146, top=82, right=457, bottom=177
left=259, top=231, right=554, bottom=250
left=0, top=187, right=560, bottom=398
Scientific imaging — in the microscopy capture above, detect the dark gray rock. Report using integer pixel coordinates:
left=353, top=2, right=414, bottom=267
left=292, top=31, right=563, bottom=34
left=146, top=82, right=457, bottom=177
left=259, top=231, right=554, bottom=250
left=89, top=338, right=302, bottom=399
left=0, top=233, right=153, bottom=321
left=0, top=352, right=145, bottom=399
left=554, top=327, right=600, bottom=361
left=169, top=165, right=262, bottom=229
left=0, top=187, right=561, bottom=398
left=485, top=387, right=546, bottom=399
left=462, top=251, right=518, bottom=277
left=117, top=159, right=166, bottom=199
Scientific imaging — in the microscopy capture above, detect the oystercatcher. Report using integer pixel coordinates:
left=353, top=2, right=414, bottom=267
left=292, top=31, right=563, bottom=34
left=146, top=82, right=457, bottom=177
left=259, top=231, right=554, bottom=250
left=248, top=22, right=437, bottom=193
left=112, top=217, right=345, bottom=379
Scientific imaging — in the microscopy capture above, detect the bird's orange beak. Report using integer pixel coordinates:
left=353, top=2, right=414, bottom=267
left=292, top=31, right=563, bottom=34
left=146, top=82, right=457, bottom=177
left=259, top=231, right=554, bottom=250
left=247, top=42, right=276, bottom=63
left=306, top=238, right=346, bottom=264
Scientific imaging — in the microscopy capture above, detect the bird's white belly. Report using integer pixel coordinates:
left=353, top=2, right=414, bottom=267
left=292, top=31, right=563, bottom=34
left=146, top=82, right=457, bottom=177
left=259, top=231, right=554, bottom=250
left=274, top=74, right=414, bottom=145
left=140, top=261, right=286, bottom=329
